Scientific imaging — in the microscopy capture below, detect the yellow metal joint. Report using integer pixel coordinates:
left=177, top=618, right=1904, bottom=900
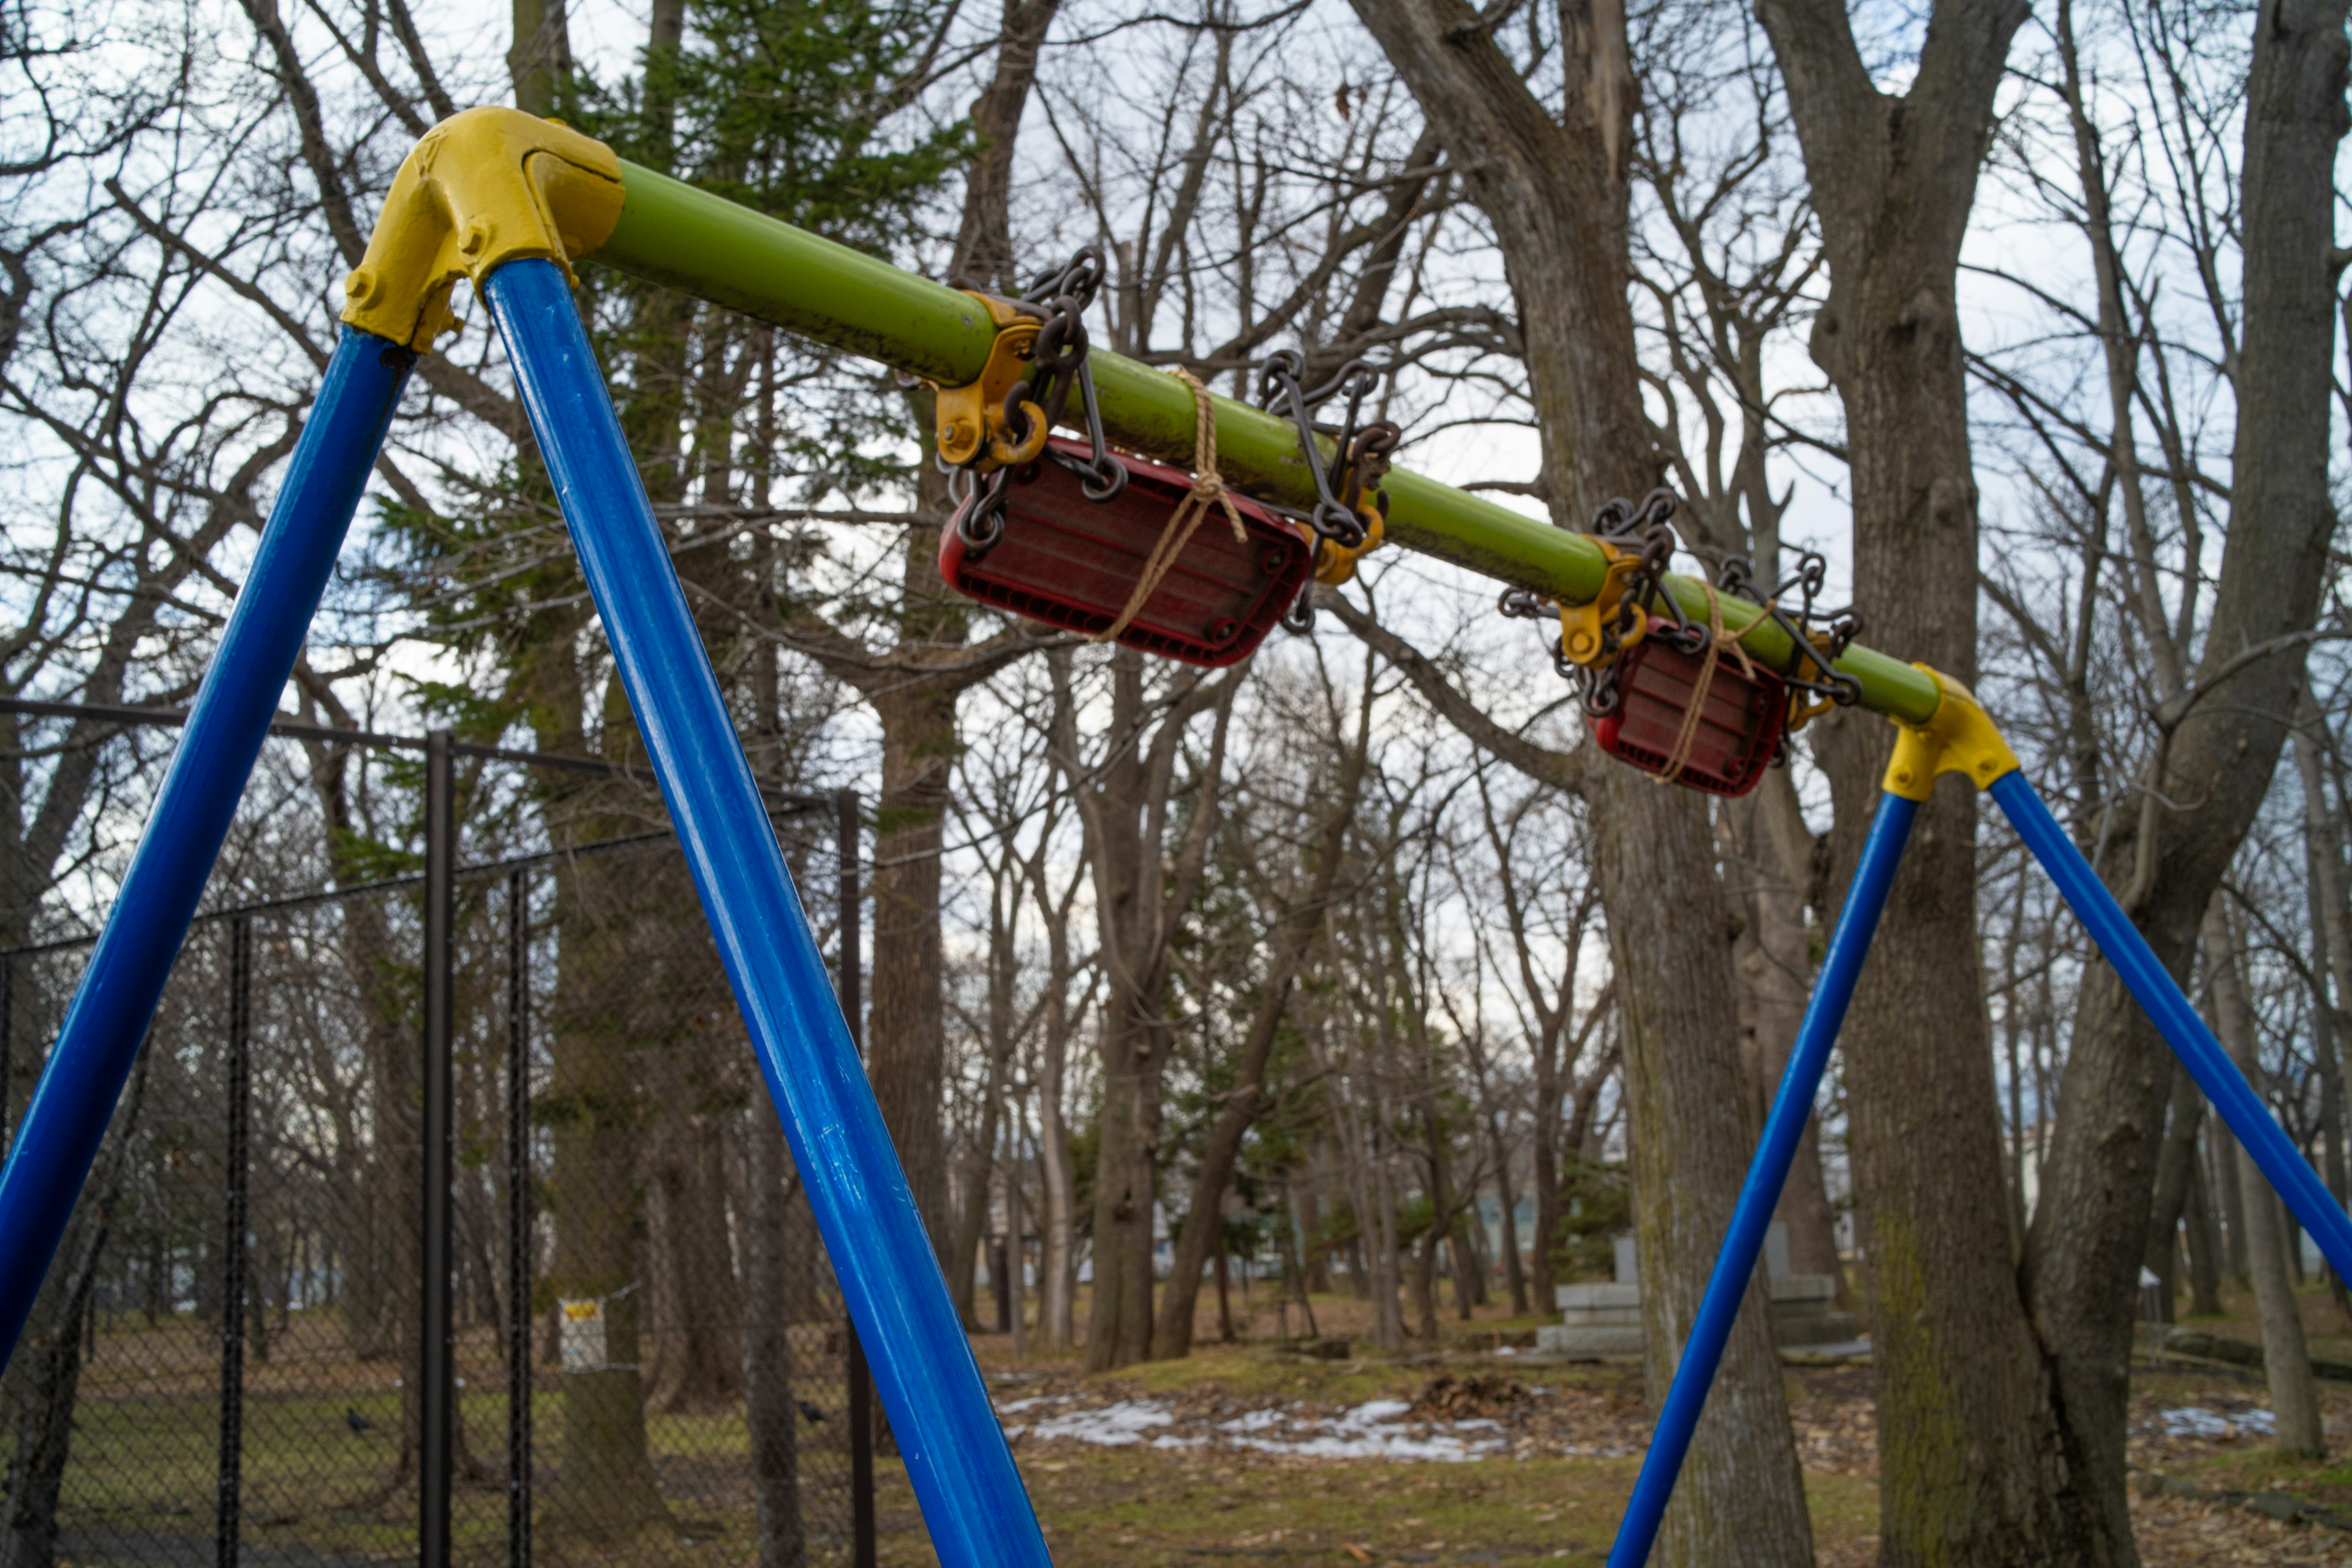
left=1883, top=666, right=2021, bottom=801
left=930, top=292, right=1047, bottom=470
left=1313, top=505, right=1385, bottom=586
left=1557, top=538, right=1648, bottom=668
left=341, top=107, right=624, bottom=352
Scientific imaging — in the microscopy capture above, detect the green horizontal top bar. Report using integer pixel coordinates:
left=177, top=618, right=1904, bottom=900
left=595, top=162, right=1941, bottom=726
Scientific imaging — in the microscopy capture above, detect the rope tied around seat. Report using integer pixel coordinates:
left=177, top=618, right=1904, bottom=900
left=1651, top=581, right=1768, bottom=787
left=1090, top=366, right=1248, bottom=644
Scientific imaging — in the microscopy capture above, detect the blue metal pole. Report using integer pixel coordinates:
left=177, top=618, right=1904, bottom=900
left=1991, top=771, right=2352, bottom=1281
left=0, top=330, right=413, bottom=1366
left=1606, top=791, right=1920, bottom=1568
left=481, top=258, right=1050, bottom=1568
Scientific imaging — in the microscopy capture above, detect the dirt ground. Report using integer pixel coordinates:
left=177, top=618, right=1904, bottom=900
left=858, top=1282, right=2352, bottom=1567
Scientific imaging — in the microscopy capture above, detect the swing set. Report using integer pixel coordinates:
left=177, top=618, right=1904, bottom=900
left=0, top=110, right=2342, bottom=1568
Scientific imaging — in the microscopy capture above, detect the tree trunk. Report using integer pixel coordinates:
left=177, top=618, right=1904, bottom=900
left=1008, top=1104, right=1028, bottom=1359
left=650, top=1099, right=744, bottom=1412
left=543, top=846, right=670, bottom=1542
left=1076, top=654, right=1236, bottom=1370
left=2204, top=899, right=2325, bottom=1455
left=1033, top=676, right=1084, bottom=1354
left=868, top=679, right=960, bottom=1265
left=1036, top=976, right=1078, bottom=1352
left=1366, top=1124, right=1405, bottom=1351
left=1087, top=997, right=1165, bottom=1369
left=1213, top=1235, right=1235, bottom=1343
left=1490, top=1113, right=1529, bottom=1316
left=1531, top=1036, right=1564, bottom=1318
left=1341, top=6, right=1812, bottom=1556
left=2294, top=683, right=2352, bottom=1271
left=1747, top=770, right=1843, bottom=1283
left=950, top=1014, right=1013, bottom=1331
left=1757, top=0, right=2160, bottom=1557
left=2182, top=1153, right=2224, bottom=1317
left=1152, top=682, right=1370, bottom=1358
left=952, top=0, right=1063, bottom=292
left=2142, top=1065, right=2205, bottom=1324
left=508, top=0, right=572, bottom=118
left=1588, top=762, right=1814, bottom=1566
left=2019, top=0, right=2351, bottom=1543
left=1409, top=1215, right=1441, bottom=1343
left=2216, top=1118, right=2253, bottom=1284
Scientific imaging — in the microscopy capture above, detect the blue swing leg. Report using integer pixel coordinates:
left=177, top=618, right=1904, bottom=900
left=1605, top=790, right=1919, bottom=1568
left=481, top=258, right=1050, bottom=1568
left=0, top=330, right=415, bottom=1364
left=1991, top=771, right=2352, bottom=1280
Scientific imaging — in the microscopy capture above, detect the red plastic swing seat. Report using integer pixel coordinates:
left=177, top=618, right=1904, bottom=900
left=1588, top=624, right=1788, bottom=797
left=939, top=438, right=1314, bottom=668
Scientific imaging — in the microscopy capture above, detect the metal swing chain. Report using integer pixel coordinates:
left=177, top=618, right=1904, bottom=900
left=1009, top=249, right=1126, bottom=502
left=1715, top=548, right=1864, bottom=737
left=1257, top=350, right=1396, bottom=551
left=1496, top=483, right=1867, bottom=760
left=948, top=248, right=1128, bottom=557
left=1502, top=488, right=1692, bottom=717
left=1258, top=350, right=1402, bottom=633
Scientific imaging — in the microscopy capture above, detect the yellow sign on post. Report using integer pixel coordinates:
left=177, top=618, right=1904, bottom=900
left=557, top=1297, right=605, bottom=1374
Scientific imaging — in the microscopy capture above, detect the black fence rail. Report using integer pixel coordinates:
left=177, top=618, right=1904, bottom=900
left=0, top=703, right=876, bottom=1568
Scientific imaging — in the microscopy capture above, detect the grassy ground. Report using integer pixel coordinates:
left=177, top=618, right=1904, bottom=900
left=36, top=1280, right=2352, bottom=1565
left=877, top=1281, right=2352, bottom=1566
left=876, top=1341, right=1880, bottom=1567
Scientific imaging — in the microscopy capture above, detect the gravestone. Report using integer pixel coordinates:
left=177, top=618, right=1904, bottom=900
left=1536, top=1223, right=1859, bottom=1357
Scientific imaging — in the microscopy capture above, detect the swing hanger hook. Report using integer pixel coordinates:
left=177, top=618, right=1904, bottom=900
left=1715, top=548, right=1864, bottom=733
left=936, top=246, right=1128, bottom=555
left=1017, top=248, right=1126, bottom=503
left=1256, top=349, right=1398, bottom=566
left=1551, top=489, right=1699, bottom=691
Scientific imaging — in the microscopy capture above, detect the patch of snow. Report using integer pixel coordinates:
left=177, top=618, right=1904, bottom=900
left=1024, top=1399, right=1175, bottom=1446
left=1228, top=1395, right=1507, bottom=1463
left=1340, top=1398, right=1413, bottom=1426
left=1234, top=1429, right=1502, bottom=1463
left=1216, top=1408, right=1286, bottom=1433
left=1014, top=1390, right=1527, bottom=1464
left=2157, top=1406, right=2275, bottom=1439
left=995, top=1395, right=1065, bottom=1415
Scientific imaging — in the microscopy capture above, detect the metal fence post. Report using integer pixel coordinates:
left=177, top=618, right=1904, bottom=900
left=420, top=730, right=456, bottom=1568
left=216, top=914, right=252, bottom=1568
left=1, top=957, right=12, bottom=1151
left=837, top=787, right=875, bottom=1568
left=505, top=866, right=532, bottom=1568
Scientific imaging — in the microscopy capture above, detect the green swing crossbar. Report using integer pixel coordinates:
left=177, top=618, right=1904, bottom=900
left=0, top=108, right=2342, bottom=1568
left=590, top=160, right=1946, bottom=725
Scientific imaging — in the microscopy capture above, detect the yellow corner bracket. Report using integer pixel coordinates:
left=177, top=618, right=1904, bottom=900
left=1883, top=666, right=2021, bottom=801
left=1557, top=538, right=1648, bottom=666
left=341, top=108, right=624, bottom=353
left=931, top=293, right=1047, bottom=470
left=1313, top=505, right=1385, bottom=586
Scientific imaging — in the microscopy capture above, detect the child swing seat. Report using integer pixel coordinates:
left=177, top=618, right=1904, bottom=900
left=939, top=437, right=1314, bottom=668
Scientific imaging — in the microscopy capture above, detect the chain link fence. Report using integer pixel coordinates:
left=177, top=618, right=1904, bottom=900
left=0, top=729, right=873, bottom=1568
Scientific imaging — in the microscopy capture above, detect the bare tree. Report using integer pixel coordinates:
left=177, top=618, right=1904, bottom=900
left=1152, top=646, right=1374, bottom=1357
